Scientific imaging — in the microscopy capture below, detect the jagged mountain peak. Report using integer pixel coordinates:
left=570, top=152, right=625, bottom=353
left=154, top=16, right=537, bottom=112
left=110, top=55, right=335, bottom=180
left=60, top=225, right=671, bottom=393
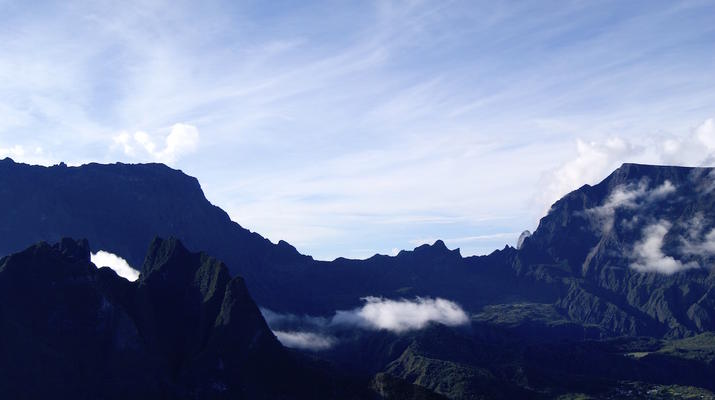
left=0, top=237, right=356, bottom=399
left=0, top=237, right=94, bottom=280
left=398, top=240, right=461, bottom=259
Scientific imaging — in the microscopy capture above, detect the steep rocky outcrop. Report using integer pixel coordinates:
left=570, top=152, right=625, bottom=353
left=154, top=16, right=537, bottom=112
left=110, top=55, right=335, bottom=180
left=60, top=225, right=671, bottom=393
left=0, top=159, right=712, bottom=338
left=0, top=237, right=360, bottom=399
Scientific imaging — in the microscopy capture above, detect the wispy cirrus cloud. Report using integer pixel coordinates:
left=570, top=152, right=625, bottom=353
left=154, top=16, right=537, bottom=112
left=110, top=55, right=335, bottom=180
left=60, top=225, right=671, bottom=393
left=680, top=214, right=715, bottom=259
left=2, top=1, right=715, bottom=259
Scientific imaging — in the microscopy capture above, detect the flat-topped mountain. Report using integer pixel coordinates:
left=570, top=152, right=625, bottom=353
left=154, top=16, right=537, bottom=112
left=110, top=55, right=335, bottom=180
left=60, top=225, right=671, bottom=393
left=0, top=158, right=713, bottom=338
left=0, top=158, right=311, bottom=305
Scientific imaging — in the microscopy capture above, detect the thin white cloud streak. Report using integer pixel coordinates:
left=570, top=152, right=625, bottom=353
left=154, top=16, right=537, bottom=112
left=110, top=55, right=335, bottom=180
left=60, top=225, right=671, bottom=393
left=91, top=250, right=140, bottom=281
left=683, top=229, right=715, bottom=257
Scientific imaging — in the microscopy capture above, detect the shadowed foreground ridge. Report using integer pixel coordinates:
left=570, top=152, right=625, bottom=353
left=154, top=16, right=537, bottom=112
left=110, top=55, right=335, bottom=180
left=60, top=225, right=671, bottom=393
left=0, top=237, right=364, bottom=399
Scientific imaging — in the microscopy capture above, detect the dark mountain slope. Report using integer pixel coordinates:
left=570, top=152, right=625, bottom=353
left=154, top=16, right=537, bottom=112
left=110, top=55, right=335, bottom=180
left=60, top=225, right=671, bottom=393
left=0, top=158, right=311, bottom=308
left=0, top=237, right=362, bottom=399
left=0, top=158, right=712, bottom=337
left=0, top=238, right=160, bottom=399
left=519, top=163, right=715, bottom=337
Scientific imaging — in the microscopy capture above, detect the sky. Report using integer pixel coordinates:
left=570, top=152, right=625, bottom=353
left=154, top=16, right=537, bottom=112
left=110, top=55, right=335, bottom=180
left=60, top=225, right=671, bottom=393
left=1, top=0, right=714, bottom=260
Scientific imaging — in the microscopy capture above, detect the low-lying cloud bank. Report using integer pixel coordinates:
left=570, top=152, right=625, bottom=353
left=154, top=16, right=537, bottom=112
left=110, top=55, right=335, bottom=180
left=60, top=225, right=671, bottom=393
left=541, top=117, right=715, bottom=215
left=333, top=296, right=469, bottom=333
left=91, top=250, right=140, bottom=281
left=262, top=296, right=469, bottom=351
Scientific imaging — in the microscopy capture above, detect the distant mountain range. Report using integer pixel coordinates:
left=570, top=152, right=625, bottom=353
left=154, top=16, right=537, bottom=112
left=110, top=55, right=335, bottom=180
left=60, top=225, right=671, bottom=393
left=0, top=157, right=713, bottom=398
left=1, top=158, right=712, bottom=337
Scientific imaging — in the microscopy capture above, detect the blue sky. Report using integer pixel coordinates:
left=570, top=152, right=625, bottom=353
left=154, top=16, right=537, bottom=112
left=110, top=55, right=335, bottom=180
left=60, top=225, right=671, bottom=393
left=1, top=0, right=714, bottom=260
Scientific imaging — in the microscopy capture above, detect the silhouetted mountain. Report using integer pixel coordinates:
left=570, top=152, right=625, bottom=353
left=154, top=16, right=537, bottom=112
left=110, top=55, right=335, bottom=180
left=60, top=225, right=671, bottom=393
left=0, top=237, right=364, bottom=399
left=0, top=158, right=311, bottom=309
left=520, top=163, right=715, bottom=337
left=1, top=159, right=713, bottom=398
left=1, top=158, right=713, bottom=338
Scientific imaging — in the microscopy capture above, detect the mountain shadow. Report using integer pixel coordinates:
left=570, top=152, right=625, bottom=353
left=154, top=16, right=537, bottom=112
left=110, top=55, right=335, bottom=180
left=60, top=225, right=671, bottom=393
left=0, top=237, right=366, bottom=399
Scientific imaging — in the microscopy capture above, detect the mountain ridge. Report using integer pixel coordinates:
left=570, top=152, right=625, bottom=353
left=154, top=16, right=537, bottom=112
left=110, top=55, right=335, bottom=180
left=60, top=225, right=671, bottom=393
left=0, top=236, right=370, bottom=399
left=0, top=158, right=712, bottom=337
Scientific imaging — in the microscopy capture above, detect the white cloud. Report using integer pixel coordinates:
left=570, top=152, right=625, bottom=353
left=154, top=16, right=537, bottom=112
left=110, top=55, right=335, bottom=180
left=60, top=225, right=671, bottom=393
left=540, top=137, right=638, bottom=214
left=695, top=118, right=715, bottom=151
left=333, top=296, right=469, bottom=333
left=273, top=331, right=336, bottom=351
left=0, top=143, right=55, bottom=166
left=683, top=229, right=715, bottom=256
left=587, top=180, right=676, bottom=232
left=630, top=221, right=698, bottom=275
left=0, top=144, right=26, bottom=159
left=91, top=250, right=140, bottom=281
left=261, top=296, right=469, bottom=350
left=541, top=118, right=715, bottom=215
left=133, top=131, right=156, bottom=154
left=112, top=123, right=199, bottom=164
left=680, top=214, right=715, bottom=257
left=262, top=297, right=469, bottom=334
left=2, top=1, right=714, bottom=260
left=163, top=123, right=199, bottom=161
left=700, top=170, right=715, bottom=194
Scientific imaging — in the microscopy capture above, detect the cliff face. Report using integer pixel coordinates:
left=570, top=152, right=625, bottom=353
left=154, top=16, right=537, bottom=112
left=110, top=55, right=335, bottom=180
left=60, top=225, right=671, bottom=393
left=0, top=158, right=713, bottom=338
left=0, top=158, right=311, bottom=303
left=520, top=164, right=715, bottom=337
left=0, top=237, right=356, bottom=399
